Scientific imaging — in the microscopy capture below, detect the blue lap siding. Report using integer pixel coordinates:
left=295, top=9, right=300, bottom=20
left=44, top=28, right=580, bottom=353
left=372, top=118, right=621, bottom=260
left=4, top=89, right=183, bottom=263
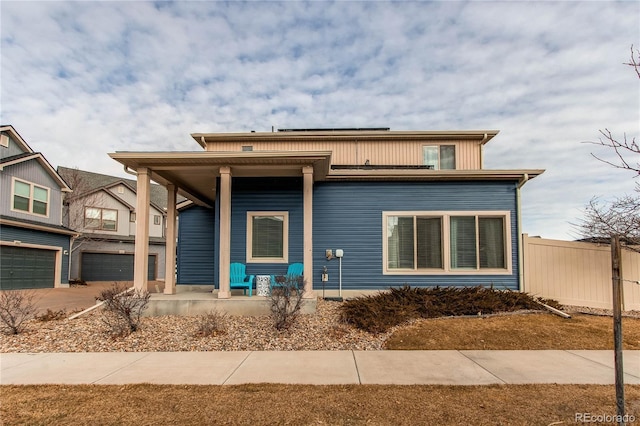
left=176, top=179, right=521, bottom=290
left=313, top=181, right=519, bottom=291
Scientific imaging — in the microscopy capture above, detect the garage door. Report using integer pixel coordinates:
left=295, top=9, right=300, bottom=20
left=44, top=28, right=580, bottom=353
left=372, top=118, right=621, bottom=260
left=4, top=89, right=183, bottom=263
left=0, top=245, right=56, bottom=290
left=81, top=253, right=156, bottom=281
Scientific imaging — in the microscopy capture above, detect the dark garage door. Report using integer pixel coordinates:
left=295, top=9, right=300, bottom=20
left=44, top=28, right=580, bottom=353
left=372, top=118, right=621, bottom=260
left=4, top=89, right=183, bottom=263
left=0, top=245, right=56, bottom=290
left=81, top=253, right=156, bottom=281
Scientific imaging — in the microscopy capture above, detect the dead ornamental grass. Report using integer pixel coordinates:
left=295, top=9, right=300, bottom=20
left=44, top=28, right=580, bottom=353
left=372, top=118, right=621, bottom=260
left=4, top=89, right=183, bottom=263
left=385, top=313, right=640, bottom=350
left=2, top=384, right=640, bottom=425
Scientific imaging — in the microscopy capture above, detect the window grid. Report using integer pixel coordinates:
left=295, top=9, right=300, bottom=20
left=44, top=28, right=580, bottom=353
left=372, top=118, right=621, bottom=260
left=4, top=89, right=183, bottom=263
left=11, top=178, right=49, bottom=217
left=384, top=211, right=511, bottom=275
left=246, top=211, right=289, bottom=263
left=84, top=207, right=118, bottom=231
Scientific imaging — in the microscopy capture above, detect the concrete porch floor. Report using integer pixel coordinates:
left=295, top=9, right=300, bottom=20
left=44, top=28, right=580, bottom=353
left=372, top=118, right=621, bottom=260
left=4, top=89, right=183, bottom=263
left=147, top=286, right=318, bottom=316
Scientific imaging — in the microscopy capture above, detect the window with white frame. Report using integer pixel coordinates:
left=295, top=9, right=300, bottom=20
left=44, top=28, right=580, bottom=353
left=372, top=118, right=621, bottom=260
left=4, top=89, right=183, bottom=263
left=85, top=207, right=118, bottom=231
left=384, top=211, right=510, bottom=274
left=154, top=215, right=161, bottom=225
left=423, top=145, right=456, bottom=170
left=247, top=212, right=288, bottom=263
left=12, top=178, right=49, bottom=216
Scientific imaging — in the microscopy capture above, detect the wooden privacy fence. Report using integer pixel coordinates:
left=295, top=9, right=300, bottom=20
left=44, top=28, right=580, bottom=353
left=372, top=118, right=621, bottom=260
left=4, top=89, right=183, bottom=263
left=522, top=234, right=640, bottom=311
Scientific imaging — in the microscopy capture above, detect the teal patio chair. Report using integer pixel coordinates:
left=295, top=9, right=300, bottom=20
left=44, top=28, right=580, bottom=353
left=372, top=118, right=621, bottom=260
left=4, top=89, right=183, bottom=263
left=229, top=263, right=254, bottom=297
left=270, top=263, right=304, bottom=292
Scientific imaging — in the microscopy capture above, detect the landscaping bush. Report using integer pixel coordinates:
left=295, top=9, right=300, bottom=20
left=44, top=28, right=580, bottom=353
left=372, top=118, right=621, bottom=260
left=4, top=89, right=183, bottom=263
left=35, top=309, right=67, bottom=322
left=340, top=285, right=561, bottom=334
left=0, top=290, right=37, bottom=335
left=269, top=275, right=305, bottom=331
left=194, top=309, right=228, bottom=337
left=96, top=283, right=150, bottom=337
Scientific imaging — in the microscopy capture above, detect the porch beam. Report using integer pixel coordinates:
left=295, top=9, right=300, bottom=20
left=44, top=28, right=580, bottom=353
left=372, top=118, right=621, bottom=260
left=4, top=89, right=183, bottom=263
left=218, top=166, right=232, bottom=298
left=302, top=165, right=314, bottom=298
left=134, top=167, right=151, bottom=293
left=164, top=184, right=177, bottom=294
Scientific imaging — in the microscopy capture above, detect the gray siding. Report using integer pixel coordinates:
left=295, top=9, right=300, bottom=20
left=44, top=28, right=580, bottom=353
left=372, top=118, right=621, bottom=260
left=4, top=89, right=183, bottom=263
left=313, top=181, right=520, bottom=290
left=1, top=160, right=64, bottom=225
left=177, top=206, right=215, bottom=285
left=0, top=132, right=29, bottom=159
left=0, top=225, right=71, bottom=284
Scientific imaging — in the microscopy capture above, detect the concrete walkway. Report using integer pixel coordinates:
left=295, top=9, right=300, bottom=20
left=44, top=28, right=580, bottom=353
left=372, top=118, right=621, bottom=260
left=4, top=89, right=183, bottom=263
left=2, top=350, right=639, bottom=386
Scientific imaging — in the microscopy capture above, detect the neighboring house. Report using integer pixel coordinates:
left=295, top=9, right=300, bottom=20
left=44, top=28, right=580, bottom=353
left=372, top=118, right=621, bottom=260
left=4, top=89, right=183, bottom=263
left=0, top=125, right=76, bottom=290
left=109, top=128, right=543, bottom=297
left=57, top=167, right=170, bottom=282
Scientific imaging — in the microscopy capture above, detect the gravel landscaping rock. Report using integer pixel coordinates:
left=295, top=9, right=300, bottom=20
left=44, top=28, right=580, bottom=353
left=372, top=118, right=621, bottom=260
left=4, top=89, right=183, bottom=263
left=1, top=298, right=390, bottom=353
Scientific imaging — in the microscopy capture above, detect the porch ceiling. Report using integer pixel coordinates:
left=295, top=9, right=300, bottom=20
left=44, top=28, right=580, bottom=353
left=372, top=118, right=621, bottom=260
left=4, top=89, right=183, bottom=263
left=108, top=151, right=333, bottom=206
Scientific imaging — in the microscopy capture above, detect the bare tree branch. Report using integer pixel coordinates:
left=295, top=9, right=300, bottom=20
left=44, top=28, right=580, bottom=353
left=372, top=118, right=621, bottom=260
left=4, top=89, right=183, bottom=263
left=623, top=44, right=640, bottom=79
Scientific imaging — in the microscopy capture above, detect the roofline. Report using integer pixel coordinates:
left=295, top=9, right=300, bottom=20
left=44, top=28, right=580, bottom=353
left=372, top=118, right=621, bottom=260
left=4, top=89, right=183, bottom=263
left=325, top=169, right=545, bottom=182
left=0, top=125, right=34, bottom=153
left=191, top=130, right=500, bottom=149
left=0, top=152, right=72, bottom=192
left=0, top=217, right=80, bottom=237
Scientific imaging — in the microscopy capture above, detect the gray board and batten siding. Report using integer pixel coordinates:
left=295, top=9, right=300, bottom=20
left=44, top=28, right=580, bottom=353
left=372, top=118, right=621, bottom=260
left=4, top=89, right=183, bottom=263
left=176, top=178, right=520, bottom=290
left=1, top=159, right=65, bottom=226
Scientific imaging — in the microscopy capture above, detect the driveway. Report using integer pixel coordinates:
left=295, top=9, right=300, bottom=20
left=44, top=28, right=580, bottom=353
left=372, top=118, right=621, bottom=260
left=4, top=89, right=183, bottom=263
left=17, top=281, right=165, bottom=315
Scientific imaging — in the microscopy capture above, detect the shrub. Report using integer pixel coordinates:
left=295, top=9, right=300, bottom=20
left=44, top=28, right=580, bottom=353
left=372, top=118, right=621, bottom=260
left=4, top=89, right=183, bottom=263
left=96, top=283, right=150, bottom=337
left=194, top=309, right=228, bottom=337
left=0, top=290, right=38, bottom=335
left=35, top=309, right=67, bottom=322
left=269, top=275, right=305, bottom=331
left=340, top=285, right=561, bottom=334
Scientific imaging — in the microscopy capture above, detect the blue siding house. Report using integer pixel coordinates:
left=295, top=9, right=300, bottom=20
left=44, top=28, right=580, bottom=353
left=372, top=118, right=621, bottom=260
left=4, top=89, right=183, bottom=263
left=0, top=125, right=77, bottom=289
left=110, top=128, right=543, bottom=297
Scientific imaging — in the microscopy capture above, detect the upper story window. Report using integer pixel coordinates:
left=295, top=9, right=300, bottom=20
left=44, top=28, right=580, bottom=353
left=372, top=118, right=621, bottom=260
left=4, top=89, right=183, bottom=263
left=85, top=207, right=118, bottom=231
left=246, top=211, right=289, bottom=263
left=423, top=145, right=456, bottom=170
left=12, top=178, right=49, bottom=217
left=384, top=211, right=510, bottom=275
left=154, top=215, right=161, bottom=225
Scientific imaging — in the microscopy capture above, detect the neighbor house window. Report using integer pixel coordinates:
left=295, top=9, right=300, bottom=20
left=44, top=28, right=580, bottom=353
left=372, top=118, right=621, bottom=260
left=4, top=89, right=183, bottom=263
left=12, top=178, right=49, bottom=216
left=423, top=145, right=456, bottom=170
left=154, top=215, right=161, bottom=225
left=0, top=133, right=9, bottom=147
left=247, top=211, right=288, bottom=263
left=85, top=207, right=118, bottom=231
left=130, top=212, right=136, bottom=222
left=384, top=211, right=510, bottom=274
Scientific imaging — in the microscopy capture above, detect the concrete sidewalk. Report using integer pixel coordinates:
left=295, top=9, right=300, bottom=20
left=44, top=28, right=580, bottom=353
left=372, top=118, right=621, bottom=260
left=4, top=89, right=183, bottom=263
left=2, top=350, right=639, bottom=386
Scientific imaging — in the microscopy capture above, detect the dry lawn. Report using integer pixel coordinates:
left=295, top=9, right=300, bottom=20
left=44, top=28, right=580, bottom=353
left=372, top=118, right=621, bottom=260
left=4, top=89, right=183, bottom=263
left=2, top=384, right=640, bottom=425
left=385, top=313, right=640, bottom=350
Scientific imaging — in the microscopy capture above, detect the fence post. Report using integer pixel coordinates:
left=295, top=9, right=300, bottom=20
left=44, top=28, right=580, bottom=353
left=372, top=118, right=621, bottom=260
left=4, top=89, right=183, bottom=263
left=611, top=235, right=625, bottom=424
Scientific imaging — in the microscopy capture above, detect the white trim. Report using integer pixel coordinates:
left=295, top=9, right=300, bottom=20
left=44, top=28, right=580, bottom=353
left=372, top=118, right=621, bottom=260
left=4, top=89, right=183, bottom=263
left=246, top=211, right=289, bottom=264
left=10, top=177, right=50, bottom=218
left=382, top=210, right=512, bottom=275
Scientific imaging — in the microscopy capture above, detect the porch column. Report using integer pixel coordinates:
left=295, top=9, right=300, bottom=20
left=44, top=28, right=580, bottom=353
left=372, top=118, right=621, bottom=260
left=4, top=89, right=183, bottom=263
left=164, top=184, right=177, bottom=295
left=302, top=166, right=314, bottom=298
left=218, top=166, right=232, bottom=298
left=134, top=167, right=151, bottom=293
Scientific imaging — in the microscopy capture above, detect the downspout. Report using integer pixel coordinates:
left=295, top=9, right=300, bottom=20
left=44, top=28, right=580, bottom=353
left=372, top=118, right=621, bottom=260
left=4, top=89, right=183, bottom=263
left=124, top=165, right=137, bottom=176
left=479, top=133, right=488, bottom=169
left=516, top=173, right=529, bottom=292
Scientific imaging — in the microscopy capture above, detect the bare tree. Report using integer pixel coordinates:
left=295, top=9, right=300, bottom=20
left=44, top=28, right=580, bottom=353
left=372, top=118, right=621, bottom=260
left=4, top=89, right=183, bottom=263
left=578, top=45, right=640, bottom=245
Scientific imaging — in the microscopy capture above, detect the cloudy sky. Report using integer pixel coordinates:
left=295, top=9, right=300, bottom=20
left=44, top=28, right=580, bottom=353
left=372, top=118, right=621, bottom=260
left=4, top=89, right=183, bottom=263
left=1, top=1, right=638, bottom=240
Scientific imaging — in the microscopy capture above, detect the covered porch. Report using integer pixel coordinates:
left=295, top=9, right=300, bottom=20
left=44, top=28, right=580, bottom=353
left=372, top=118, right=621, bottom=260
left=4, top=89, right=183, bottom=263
left=109, top=150, right=332, bottom=301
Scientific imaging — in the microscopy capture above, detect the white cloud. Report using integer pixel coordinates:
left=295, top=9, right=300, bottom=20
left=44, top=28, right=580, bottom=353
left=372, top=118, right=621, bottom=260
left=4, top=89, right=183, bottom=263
left=1, top=0, right=638, bottom=240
